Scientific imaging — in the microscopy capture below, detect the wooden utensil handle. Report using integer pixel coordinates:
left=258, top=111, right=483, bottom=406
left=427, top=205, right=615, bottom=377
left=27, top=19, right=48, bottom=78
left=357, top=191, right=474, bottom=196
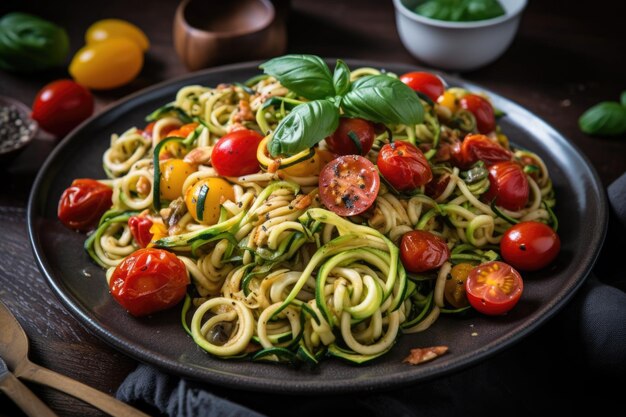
left=0, top=371, right=59, bottom=417
left=17, top=361, right=150, bottom=417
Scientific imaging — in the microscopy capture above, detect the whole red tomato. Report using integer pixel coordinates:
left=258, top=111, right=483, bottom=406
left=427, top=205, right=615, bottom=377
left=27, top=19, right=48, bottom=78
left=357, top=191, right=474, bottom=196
left=399, top=71, right=445, bottom=102
left=484, top=161, right=529, bottom=211
left=460, top=134, right=511, bottom=167
left=58, top=179, right=112, bottom=231
left=128, top=216, right=154, bottom=248
left=211, top=129, right=264, bottom=177
left=459, top=94, right=496, bottom=134
left=109, top=248, right=189, bottom=317
left=377, top=141, right=433, bottom=192
left=325, top=117, right=376, bottom=156
left=500, top=221, right=560, bottom=271
left=32, top=79, right=94, bottom=137
left=400, top=230, right=450, bottom=273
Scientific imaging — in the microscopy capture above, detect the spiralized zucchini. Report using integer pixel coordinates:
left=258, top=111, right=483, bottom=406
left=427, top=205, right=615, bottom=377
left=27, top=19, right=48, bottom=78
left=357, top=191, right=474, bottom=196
left=85, top=66, right=556, bottom=365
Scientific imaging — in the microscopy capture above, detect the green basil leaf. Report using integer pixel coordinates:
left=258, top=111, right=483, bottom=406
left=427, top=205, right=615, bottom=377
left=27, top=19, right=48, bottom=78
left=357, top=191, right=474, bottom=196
left=333, top=59, right=351, bottom=96
left=415, top=0, right=505, bottom=22
left=0, top=12, right=69, bottom=72
left=268, top=100, right=339, bottom=156
left=579, top=102, right=626, bottom=136
left=342, top=75, right=424, bottom=126
left=621, top=91, right=626, bottom=107
left=260, top=54, right=335, bottom=100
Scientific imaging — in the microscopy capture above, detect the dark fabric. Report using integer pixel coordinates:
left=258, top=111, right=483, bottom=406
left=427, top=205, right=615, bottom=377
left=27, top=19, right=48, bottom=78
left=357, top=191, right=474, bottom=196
left=118, top=172, right=626, bottom=417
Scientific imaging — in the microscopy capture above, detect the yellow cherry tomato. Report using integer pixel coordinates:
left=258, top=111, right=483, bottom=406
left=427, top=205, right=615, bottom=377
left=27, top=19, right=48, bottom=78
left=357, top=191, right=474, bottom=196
left=437, top=91, right=457, bottom=112
left=185, top=178, right=235, bottom=225
left=147, top=222, right=168, bottom=247
left=279, top=151, right=321, bottom=177
left=160, top=159, right=196, bottom=201
left=85, top=19, right=149, bottom=51
left=444, top=263, right=473, bottom=308
left=69, top=38, right=143, bottom=89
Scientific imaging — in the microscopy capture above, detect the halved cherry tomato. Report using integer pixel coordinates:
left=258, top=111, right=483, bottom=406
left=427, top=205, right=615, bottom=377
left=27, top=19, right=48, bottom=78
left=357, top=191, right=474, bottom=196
left=400, top=230, right=450, bottom=273
left=31, top=79, right=94, bottom=137
left=324, top=117, right=376, bottom=156
left=460, top=134, right=511, bottom=167
left=185, top=177, right=235, bottom=225
left=399, top=71, right=445, bottom=102
left=459, top=94, right=496, bottom=134
left=128, top=216, right=154, bottom=248
left=500, top=221, right=560, bottom=271
left=377, top=141, right=433, bottom=192
left=85, top=19, right=150, bottom=51
left=109, top=248, right=189, bottom=317
left=69, top=37, right=143, bottom=90
left=211, top=129, right=264, bottom=177
left=484, top=161, right=529, bottom=211
left=58, top=179, right=112, bottom=232
left=318, top=155, right=379, bottom=216
left=444, top=263, right=473, bottom=308
left=465, top=261, right=523, bottom=315
left=159, top=159, right=196, bottom=201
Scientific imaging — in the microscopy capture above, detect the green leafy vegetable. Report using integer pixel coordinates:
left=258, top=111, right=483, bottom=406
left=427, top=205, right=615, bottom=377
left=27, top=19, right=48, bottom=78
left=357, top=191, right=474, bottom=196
left=579, top=94, right=626, bottom=136
left=0, top=12, right=69, bottom=72
left=269, top=100, right=339, bottom=156
left=342, top=75, right=424, bottom=125
left=261, top=55, right=424, bottom=157
left=260, top=54, right=335, bottom=100
left=415, top=0, right=506, bottom=22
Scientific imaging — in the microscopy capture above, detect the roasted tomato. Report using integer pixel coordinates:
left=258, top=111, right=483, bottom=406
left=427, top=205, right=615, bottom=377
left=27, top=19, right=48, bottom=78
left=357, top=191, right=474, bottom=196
left=211, top=129, right=264, bottom=177
left=109, top=248, right=189, bottom=317
left=159, top=159, right=196, bottom=201
left=484, top=161, right=529, bottom=211
left=465, top=261, right=523, bottom=315
left=58, top=179, right=112, bottom=231
left=377, top=141, right=433, bottom=192
left=444, top=263, right=473, bottom=308
left=400, top=230, right=450, bottom=273
left=325, top=117, right=376, bottom=156
left=500, top=221, right=560, bottom=271
left=459, top=94, right=496, bottom=134
left=185, top=177, right=235, bottom=225
left=399, top=71, right=445, bottom=102
left=460, top=134, right=511, bottom=167
left=128, top=216, right=154, bottom=248
left=318, top=155, right=379, bottom=216
left=31, top=79, right=94, bottom=137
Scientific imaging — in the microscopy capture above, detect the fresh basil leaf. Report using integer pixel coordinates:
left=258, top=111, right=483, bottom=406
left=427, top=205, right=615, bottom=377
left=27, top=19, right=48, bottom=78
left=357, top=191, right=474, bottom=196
left=333, top=59, right=351, bottom=96
left=579, top=102, right=626, bottom=136
left=260, top=54, right=335, bottom=100
left=621, top=91, right=626, bottom=107
left=415, top=0, right=505, bottom=22
left=268, top=100, right=339, bottom=156
left=342, top=75, right=424, bottom=126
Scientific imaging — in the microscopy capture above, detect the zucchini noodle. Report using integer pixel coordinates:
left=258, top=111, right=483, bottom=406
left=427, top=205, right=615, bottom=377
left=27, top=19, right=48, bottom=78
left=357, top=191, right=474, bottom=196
left=82, top=65, right=557, bottom=366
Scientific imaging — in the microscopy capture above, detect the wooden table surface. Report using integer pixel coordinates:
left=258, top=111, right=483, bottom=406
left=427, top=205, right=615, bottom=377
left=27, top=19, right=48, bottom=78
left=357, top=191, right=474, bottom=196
left=1, top=0, right=625, bottom=416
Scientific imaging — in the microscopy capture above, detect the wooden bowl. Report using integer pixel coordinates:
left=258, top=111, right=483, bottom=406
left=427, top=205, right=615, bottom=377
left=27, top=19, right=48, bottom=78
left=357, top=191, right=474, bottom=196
left=174, top=0, right=287, bottom=71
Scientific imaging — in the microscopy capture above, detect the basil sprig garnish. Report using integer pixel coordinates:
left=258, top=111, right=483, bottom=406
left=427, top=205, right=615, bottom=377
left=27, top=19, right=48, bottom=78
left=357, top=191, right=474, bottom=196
left=260, top=54, right=424, bottom=156
left=415, top=0, right=506, bottom=22
left=579, top=91, right=626, bottom=136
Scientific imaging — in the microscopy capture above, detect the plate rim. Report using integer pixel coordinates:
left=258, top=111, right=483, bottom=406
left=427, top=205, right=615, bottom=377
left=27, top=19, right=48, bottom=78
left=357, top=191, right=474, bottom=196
left=26, top=58, right=608, bottom=393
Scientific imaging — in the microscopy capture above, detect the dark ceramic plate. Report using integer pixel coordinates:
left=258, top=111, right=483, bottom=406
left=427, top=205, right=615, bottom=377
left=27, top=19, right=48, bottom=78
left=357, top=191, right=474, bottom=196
left=27, top=60, right=607, bottom=394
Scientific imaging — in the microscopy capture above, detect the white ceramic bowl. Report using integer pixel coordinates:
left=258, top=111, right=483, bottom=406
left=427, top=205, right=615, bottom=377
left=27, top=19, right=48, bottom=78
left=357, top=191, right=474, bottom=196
left=393, top=0, right=527, bottom=71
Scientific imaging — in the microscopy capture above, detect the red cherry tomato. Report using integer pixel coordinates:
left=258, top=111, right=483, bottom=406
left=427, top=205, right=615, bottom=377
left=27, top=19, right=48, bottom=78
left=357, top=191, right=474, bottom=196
left=141, top=122, right=156, bottom=139
left=399, top=71, right=445, bottom=102
left=31, top=79, right=94, bottom=137
left=318, top=155, right=379, bottom=216
left=425, top=173, right=451, bottom=200
left=128, top=216, right=154, bottom=248
left=399, top=230, right=450, bottom=273
left=211, top=129, right=264, bottom=177
left=484, top=161, right=529, bottom=211
left=460, top=134, right=511, bottom=167
left=459, top=94, right=496, bottom=134
left=58, top=179, right=112, bottom=232
left=465, top=261, right=523, bottom=315
left=500, top=221, right=560, bottom=271
left=109, top=248, right=189, bottom=317
left=325, top=117, right=376, bottom=156
left=377, top=141, right=433, bottom=192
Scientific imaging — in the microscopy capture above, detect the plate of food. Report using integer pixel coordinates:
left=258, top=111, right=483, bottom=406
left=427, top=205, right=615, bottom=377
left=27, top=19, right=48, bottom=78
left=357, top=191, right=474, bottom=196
left=27, top=56, right=606, bottom=393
